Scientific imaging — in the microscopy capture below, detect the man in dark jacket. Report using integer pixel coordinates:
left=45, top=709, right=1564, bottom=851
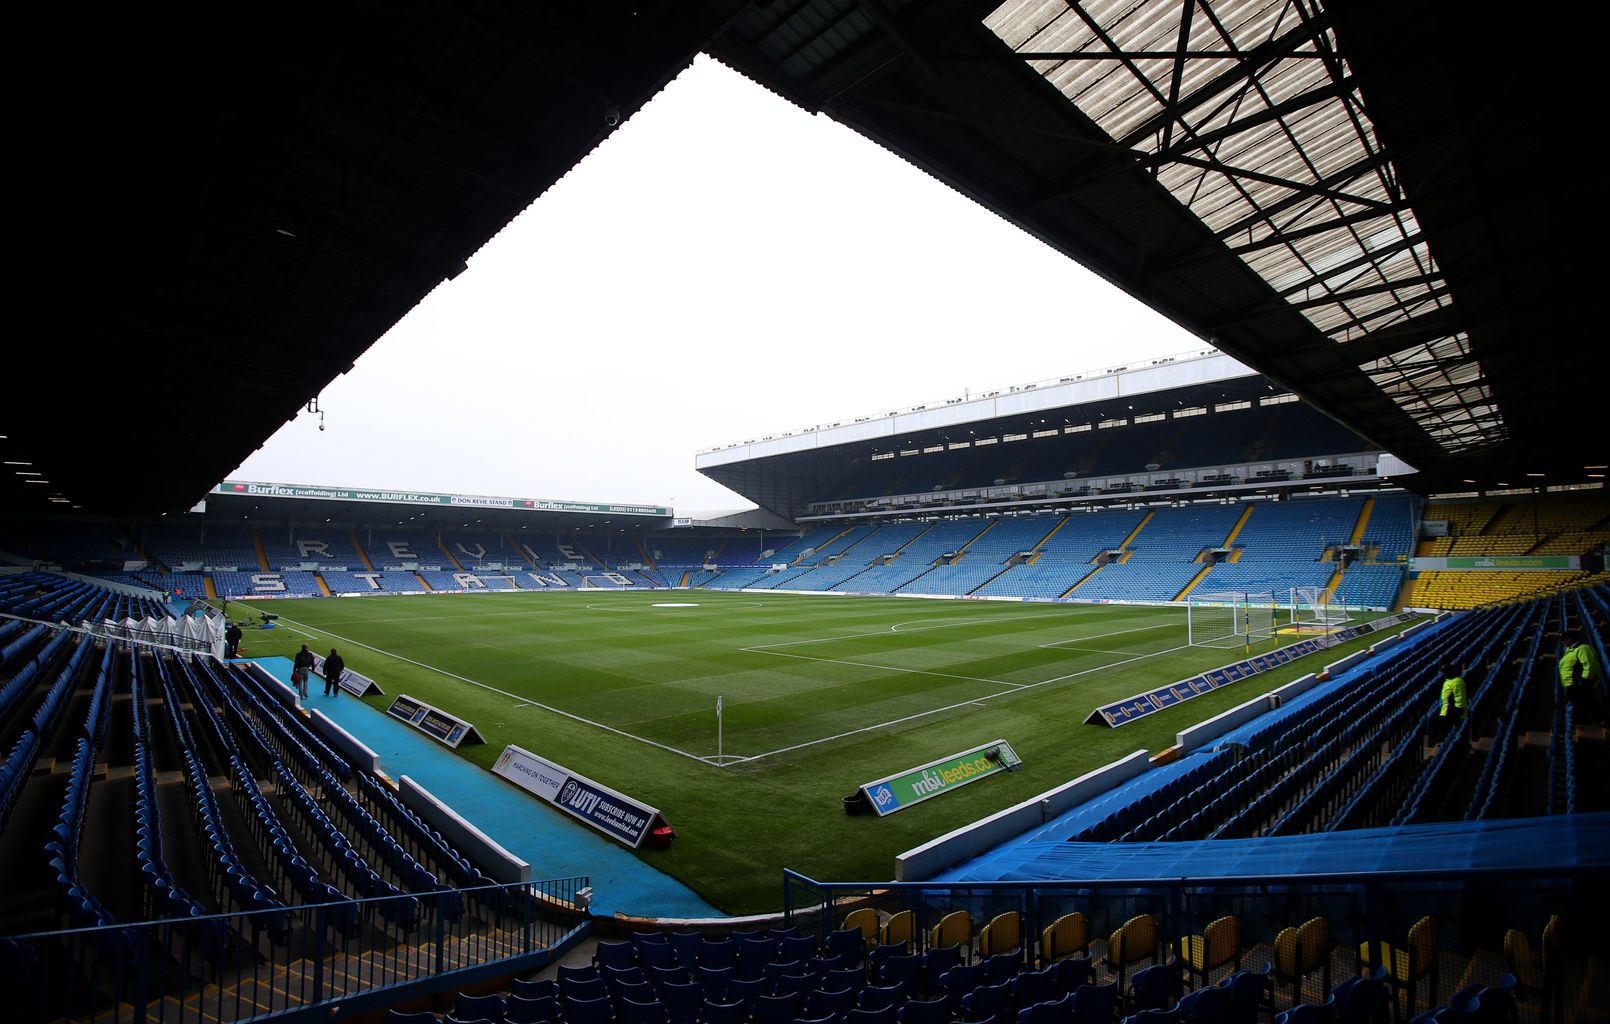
left=224, top=621, right=243, bottom=659
left=323, top=649, right=345, bottom=696
left=292, top=644, right=314, bottom=699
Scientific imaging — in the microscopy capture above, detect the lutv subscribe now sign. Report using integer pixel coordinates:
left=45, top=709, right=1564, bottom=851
left=493, top=745, right=667, bottom=848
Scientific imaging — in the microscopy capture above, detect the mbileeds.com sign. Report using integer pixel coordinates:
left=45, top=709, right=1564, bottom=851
left=492, top=745, right=665, bottom=848
left=860, top=740, right=1023, bottom=816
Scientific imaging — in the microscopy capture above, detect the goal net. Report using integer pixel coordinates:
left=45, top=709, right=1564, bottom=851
left=1290, top=585, right=1350, bottom=629
left=582, top=574, right=634, bottom=590
left=1188, top=591, right=1277, bottom=648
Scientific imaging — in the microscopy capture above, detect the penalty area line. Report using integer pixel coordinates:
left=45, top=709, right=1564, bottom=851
left=272, top=613, right=721, bottom=768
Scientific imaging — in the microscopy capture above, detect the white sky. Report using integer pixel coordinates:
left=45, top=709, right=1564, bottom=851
left=231, top=55, right=1201, bottom=513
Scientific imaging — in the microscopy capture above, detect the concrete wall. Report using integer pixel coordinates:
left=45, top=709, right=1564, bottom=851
left=400, top=776, right=530, bottom=884
left=1267, top=671, right=1323, bottom=705
left=1323, top=650, right=1370, bottom=677
left=308, top=709, right=381, bottom=774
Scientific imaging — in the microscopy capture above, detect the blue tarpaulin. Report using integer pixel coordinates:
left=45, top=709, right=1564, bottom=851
left=939, top=812, right=1610, bottom=883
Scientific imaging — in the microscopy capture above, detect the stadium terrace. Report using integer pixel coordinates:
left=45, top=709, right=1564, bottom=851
left=5, top=2, right=1608, bottom=1023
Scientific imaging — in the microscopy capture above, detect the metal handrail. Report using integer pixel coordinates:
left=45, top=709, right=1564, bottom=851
left=2, top=877, right=590, bottom=1024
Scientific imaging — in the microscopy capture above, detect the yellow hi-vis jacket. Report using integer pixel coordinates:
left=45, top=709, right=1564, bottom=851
left=1439, top=676, right=1466, bottom=716
left=1559, top=642, right=1601, bottom=688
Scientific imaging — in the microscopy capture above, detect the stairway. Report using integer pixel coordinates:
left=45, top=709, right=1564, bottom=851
left=250, top=529, right=271, bottom=571
left=1173, top=564, right=1215, bottom=602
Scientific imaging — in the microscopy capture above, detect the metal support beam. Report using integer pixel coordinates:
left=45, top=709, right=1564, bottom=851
left=1289, top=272, right=1444, bottom=310
left=1166, top=153, right=1396, bottom=213
left=1111, top=12, right=1338, bottom=151
left=1144, top=77, right=1355, bottom=169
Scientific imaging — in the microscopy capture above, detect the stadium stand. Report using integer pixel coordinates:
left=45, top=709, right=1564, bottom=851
left=964, top=509, right=1144, bottom=599
left=16, top=486, right=1600, bottom=611
left=513, top=536, right=603, bottom=571
left=141, top=522, right=263, bottom=570
left=1408, top=570, right=1610, bottom=610
left=816, top=404, right=1372, bottom=505
left=126, top=570, right=210, bottom=600
left=259, top=527, right=367, bottom=570
left=647, top=535, right=719, bottom=568
left=711, top=535, right=770, bottom=565
left=0, top=520, right=132, bottom=567
left=1076, top=504, right=1244, bottom=603
left=837, top=518, right=992, bottom=594
left=1420, top=493, right=1610, bottom=558
left=319, top=570, right=429, bottom=594
left=571, top=535, right=650, bottom=571
left=211, top=570, right=323, bottom=599
left=777, top=522, right=930, bottom=592
left=1, top=572, right=169, bottom=624
left=439, top=530, right=533, bottom=570
left=763, top=526, right=845, bottom=566
left=362, top=530, right=456, bottom=570
left=0, top=628, right=576, bottom=1023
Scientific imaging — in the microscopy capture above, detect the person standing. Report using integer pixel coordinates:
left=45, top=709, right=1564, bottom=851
left=1558, top=629, right=1605, bottom=723
left=1434, top=663, right=1466, bottom=741
left=323, top=648, right=345, bottom=696
left=224, top=621, right=243, bottom=660
left=292, top=644, right=314, bottom=699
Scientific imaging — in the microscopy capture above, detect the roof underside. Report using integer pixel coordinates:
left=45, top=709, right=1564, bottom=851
left=11, top=1, right=743, bottom=517
left=12, top=1, right=1598, bottom=517
left=708, top=0, right=1601, bottom=493
left=699, top=369, right=1345, bottom=516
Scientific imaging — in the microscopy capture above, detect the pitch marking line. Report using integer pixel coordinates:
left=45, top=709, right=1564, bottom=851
left=743, top=610, right=1177, bottom=654
left=740, top=617, right=1179, bottom=693
left=1035, top=621, right=1182, bottom=649
left=744, top=610, right=1074, bottom=651
left=737, top=640, right=1196, bottom=765
left=754, top=649, right=1031, bottom=689
left=272, top=613, right=722, bottom=767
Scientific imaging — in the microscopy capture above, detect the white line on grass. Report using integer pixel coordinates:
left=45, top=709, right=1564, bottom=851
left=737, top=640, right=1196, bottom=765
left=744, top=610, right=1072, bottom=651
left=754, top=649, right=1031, bottom=689
left=1035, top=621, right=1181, bottom=649
left=272, top=613, right=722, bottom=767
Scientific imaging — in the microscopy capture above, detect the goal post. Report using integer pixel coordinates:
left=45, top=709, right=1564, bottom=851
left=1289, top=585, right=1350, bottom=635
left=1290, top=585, right=1349, bottom=623
left=1187, top=591, right=1277, bottom=648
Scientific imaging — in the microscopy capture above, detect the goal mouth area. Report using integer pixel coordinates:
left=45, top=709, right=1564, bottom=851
left=1186, top=591, right=1278, bottom=648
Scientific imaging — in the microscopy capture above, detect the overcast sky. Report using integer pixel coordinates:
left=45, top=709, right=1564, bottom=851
left=231, top=55, right=1202, bottom=513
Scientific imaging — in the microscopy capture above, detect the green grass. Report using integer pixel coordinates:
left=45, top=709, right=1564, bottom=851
left=224, top=591, right=1419, bottom=914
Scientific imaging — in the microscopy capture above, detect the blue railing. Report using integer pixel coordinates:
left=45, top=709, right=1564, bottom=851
left=0, top=877, right=589, bottom=1024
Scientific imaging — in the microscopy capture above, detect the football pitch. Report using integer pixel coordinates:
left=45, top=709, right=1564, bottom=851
left=240, top=591, right=1416, bottom=913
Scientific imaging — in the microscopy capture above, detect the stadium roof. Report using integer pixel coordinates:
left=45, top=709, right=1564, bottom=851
left=12, top=2, right=744, bottom=518
left=698, top=347, right=1253, bottom=467
left=13, top=1, right=1599, bottom=517
left=707, top=0, right=1600, bottom=493
left=696, top=351, right=1369, bottom=516
left=204, top=480, right=671, bottom=534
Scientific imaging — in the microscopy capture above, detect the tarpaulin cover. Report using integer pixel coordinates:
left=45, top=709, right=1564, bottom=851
left=93, top=614, right=225, bottom=657
left=939, top=812, right=1610, bottom=883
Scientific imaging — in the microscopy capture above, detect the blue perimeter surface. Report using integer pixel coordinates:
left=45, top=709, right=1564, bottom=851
left=938, top=617, right=1465, bottom=882
left=251, top=656, right=720, bottom=919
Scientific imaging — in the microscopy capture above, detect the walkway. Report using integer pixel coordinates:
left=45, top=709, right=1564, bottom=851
left=250, top=656, right=721, bottom=919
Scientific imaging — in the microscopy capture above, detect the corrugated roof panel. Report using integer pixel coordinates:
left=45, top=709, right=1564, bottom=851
left=985, top=0, right=1502, bottom=453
